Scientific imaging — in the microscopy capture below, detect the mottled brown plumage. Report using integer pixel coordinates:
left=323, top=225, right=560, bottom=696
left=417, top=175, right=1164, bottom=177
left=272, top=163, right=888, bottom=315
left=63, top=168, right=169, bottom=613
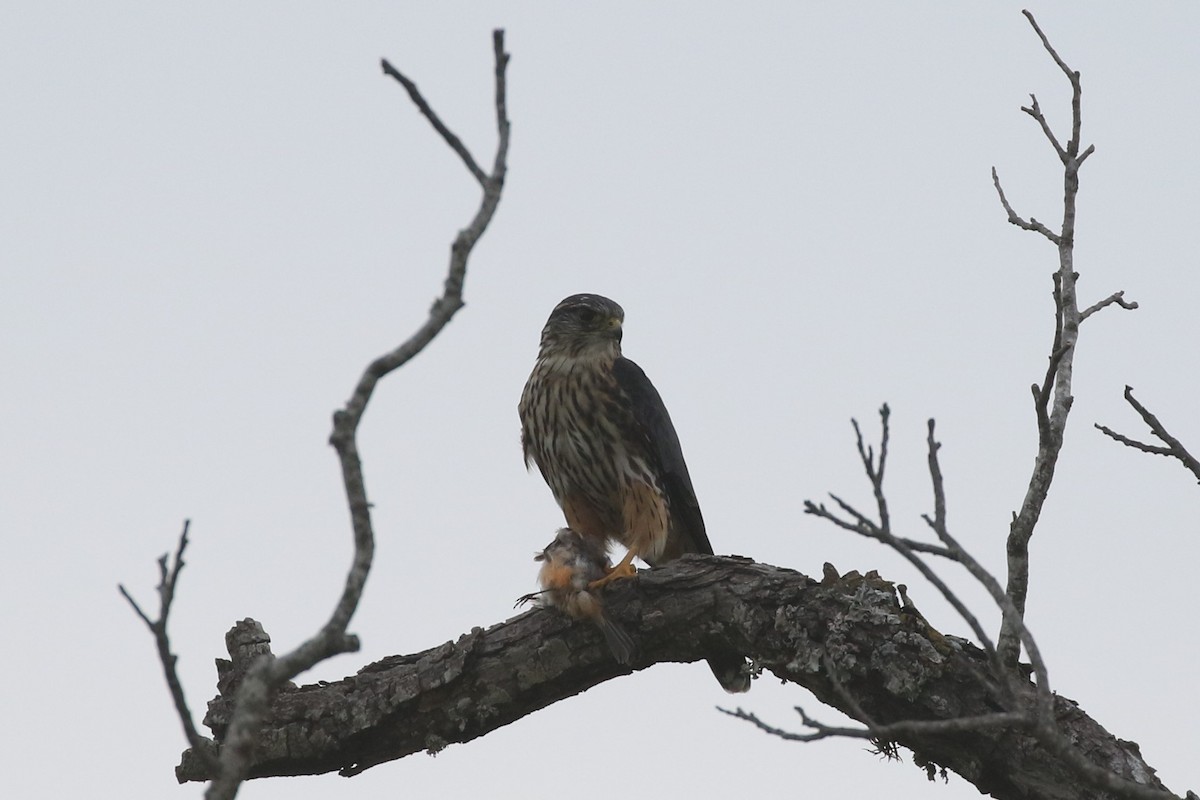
left=519, top=293, right=749, bottom=692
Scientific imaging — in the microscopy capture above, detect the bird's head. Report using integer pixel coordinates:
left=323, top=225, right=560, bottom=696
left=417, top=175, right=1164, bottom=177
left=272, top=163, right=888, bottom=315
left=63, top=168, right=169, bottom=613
left=538, top=294, right=625, bottom=359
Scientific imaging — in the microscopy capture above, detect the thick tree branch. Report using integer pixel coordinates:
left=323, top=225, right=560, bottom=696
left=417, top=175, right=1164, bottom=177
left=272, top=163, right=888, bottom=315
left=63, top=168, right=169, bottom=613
left=174, top=557, right=1177, bottom=800
left=1096, top=386, right=1200, bottom=483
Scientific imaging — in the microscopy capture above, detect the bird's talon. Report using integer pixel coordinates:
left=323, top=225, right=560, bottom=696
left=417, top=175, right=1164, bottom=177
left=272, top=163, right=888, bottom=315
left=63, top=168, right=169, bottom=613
left=613, top=562, right=638, bottom=579
left=587, top=561, right=637, bottom=590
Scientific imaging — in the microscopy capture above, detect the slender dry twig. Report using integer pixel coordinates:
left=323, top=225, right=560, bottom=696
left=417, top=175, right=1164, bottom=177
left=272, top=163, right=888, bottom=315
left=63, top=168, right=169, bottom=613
left=380, top=61, right=488, bottom=187
left=1022, top=10, right=1096, bottom=167
left=118, top=521, right=216, bottom=770
left=1095, top=425, right=1173, bottom=456
left=991, top=167, right=1061, bottom=244
left=1021, top=94, right=1067, bottom=162
left=853, top=404, right=891, bottom=533
left=997, top=10, right=1094, bottom=669
left=718, top=705, right=876, bottom=743
left=201, top=31, right=512, bottom=800
left=1096, top=386, right=1200, bottom=483
left=805, top=409, right=996, bottom=661
left=721, top=704, right=1029, bottom=743
left=805, top=499, right=955, bottom=558
left=804, top=406, right=956, bottom=561
left=918, top=420, right=1051, bottom=714
left=1080, top=290, right=1138, bottom=321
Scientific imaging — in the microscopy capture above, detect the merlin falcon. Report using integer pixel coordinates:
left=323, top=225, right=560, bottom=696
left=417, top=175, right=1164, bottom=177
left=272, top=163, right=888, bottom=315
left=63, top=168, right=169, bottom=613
left=518, top=293, right=750, bottom=693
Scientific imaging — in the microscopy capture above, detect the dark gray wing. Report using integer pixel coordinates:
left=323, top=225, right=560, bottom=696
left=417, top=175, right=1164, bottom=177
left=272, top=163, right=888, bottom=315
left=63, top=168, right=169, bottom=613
left=612, top=357, right=713, bottom=560
left=614, top=357, right=749, bottom=692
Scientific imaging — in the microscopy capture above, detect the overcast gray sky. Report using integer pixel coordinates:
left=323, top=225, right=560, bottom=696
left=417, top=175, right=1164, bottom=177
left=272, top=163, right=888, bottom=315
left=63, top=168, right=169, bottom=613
left=3, top=3, right=1197, bottom=798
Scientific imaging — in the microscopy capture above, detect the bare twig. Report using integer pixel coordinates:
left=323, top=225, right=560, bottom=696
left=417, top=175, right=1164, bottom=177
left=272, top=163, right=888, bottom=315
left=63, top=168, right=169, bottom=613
left=805, top=409, right=996, bottom=660
left=802, top=405, right=955, bottom=561
left=1021, top=95, right=1067, bottom=162
left=998, top=11, right=1092, bottom=668
left=1094, top=424, right=1172, bottom=456
left=718, top=705, right=876, bottom=743
left=805, top=499, right=954, bottom=559
left=918, top=421, right=1051, bottom=714
left=203, top=31, right=511, bottom=800
left=118, top=521, right=216, bottom=770
left=853, top=404, right=891, bottom=534
left=923, top=419, right=946, bottom=533
left=721, top=704, right=1029, bottom=743
left=1096, top=387, right=1200, bottom=483
left=1022, top=9, right=1096, bottom=167
left=1080, top=290, right=1138, bottom=321
left=380, top=62, right=487, bottom=187
left=991, top=167, right=1062, bottom=244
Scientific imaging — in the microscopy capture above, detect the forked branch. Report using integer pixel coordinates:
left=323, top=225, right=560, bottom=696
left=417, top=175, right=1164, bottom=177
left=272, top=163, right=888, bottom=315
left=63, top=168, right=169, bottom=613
left=204, top=31, right=511, bottom=800
left=1096, top=386, right=1200, bottom=483
left=118, top=521, right=216, bottom=770
left=800, top=408, right=1184, bottom=800
left=122, top=31, right=512, bottom=800
left=995, top=10, right=1096, bottom=668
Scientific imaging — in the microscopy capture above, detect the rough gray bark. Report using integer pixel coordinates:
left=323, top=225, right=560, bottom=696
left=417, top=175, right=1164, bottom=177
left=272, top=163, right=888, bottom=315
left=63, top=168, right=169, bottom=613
left=176, top=556, right=1171, bottom=799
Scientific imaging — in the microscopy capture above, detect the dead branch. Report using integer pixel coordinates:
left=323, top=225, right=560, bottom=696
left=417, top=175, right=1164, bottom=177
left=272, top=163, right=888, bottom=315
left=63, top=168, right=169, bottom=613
left=1096, top=386, right=1200, bottom=483
left=721, top=704, right=1027, bottom=742
left=118, top=521, right=216, bottom=770
left=119, top=31, right=512, bottom=800
left=803, top=408, right=1183, bottom=799
left=996, top=10, right=1095, bottom=669
left=807, top=412, right=1048, bottom=699
left=805, top=406, right=955, bottom=561
left=991, top=166, right=1061, bottom=244
left=1080, top=290, right=1138, bottom=321
left=202, top=31, right=511, bottom=800
left=173, top=557, right=1175, bottom=800
left=805, top=410, right=997, bottom=662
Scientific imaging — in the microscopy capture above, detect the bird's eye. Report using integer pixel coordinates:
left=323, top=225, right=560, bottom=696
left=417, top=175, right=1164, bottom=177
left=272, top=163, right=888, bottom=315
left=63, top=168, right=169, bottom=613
left=576, top=308, right=599, bottom=324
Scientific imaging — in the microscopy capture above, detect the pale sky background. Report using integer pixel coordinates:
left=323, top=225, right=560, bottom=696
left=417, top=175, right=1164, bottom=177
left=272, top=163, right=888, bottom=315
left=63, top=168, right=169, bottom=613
left=3, top=3, right=1198, bottom=798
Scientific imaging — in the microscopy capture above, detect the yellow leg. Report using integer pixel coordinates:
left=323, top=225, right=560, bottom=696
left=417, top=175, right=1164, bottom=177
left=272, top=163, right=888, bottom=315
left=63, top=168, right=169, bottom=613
left=588, top=549, right=638, bottom=590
